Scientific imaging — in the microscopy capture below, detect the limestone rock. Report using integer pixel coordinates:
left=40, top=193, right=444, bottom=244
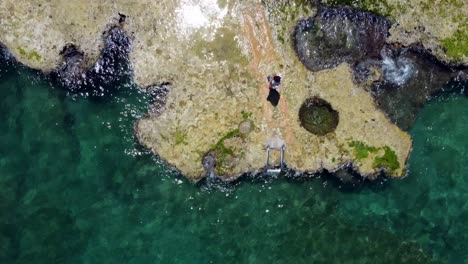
left=0, top=0, right=413, bottom=181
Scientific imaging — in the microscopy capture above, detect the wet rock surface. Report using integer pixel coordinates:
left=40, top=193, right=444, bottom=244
left=292, top=3, right=467, bottom=131
left=51, top=26, right=131, bottom=97
left=146, top=84, right=170, bottom=117
left=293, top=5, right=390, bottom=72
left=321, top=0, right=468, bottom=65
left=0, top=44, right=14, bottom=64
left=371, top=47, right=467, bottom=130
left=52, top=44, right=85, bottom=90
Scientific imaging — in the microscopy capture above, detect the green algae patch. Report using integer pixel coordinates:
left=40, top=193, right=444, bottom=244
left=263, top=0, right=314, bottom=45
left=348, top=140, right=378, bottom=160
left=213, top=129, right=240, bottom=148
left=28, top=50, right=42, bottom=61
left=174, top=128, right=188, bottom=146
left=191, top=28, right=248, bottom=66
left=373, top=146, right=400, bottom=173
left=210, top=129, right=244, bottom=175
left=241, top=110, right=253, bottom=120
left=17, top=47, right=42, bottom=61
left=349, top=140, right=400, bottom=173
left=18, top=47, right=27, bottom=56
left=440, top=28, right=468, bottom=61
left=276, top=0, right=312, bottom=22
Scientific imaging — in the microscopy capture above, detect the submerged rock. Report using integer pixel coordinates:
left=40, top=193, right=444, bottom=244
left=85, top=26, right=132, bottom=87
left=18, top=207, right=86, bottom=262
left=293, top=5, right=390, bottom=72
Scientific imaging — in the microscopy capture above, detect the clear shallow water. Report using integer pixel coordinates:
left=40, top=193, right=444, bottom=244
left=0, top=60, right=467, bottom=264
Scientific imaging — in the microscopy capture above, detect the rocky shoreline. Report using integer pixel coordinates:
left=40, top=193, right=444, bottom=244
left=0, top=0, right=466, bottom=182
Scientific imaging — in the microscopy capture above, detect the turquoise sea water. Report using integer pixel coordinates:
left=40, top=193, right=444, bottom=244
left=0, top=59, right=467, bottom=263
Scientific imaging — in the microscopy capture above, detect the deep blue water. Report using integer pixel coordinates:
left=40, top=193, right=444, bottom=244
left=0, top=59, right=467, bottom=263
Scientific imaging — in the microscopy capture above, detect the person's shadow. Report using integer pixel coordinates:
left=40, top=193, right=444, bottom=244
left=267, top=88, right=280, bottom=107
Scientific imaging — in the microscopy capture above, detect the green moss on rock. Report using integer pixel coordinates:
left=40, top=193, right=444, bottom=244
left=348, top=140, right=400, bottom=174
left=299, top=97, right=339, bottom=136
left=174, top=129, right=188, bottom=145
left=210, top=129, right=242, bottom=175
left=440, top=27, right=468, bottom=61
left=17, top=47, right=42, bottom=61
left=17, top=47, right=27, bottom=56
left=348, top=140, right=378, bottom=160
left=28, top=50, right=42, bottom=61
left=373, top=146, right=400, bottom=173
left=241, top=110, right=253, bottom=120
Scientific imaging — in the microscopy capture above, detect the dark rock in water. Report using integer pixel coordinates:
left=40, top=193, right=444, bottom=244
left=352, top=58, right=381, bottom=84
left=86, top=26, right=132, bottom=86
left=147, top=83, right=170, bottom=116
left=51, top=26, right=132, bottom=96
left=371, top=46, right=467, bottom=130
left=267, top=88, right=280, bottom=106
left=0, top=43, right=15, bottom=64
left=330, top=162, right=366, bottom=187
left=293, top=6, right=390, bottom=72
left=54, top=44, right=85, bottom=89
left=299, top=97, right=339, bottom=136
left=292, top=2, right=467, bottom=131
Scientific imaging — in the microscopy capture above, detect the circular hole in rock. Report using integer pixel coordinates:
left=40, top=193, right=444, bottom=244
left=299, top=97, right=339, bottom=135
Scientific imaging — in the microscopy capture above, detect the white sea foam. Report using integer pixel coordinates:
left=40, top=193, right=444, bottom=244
left=382, top=55, right=415, bottom=86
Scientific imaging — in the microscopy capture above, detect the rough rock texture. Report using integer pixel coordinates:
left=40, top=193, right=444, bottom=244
left=292, top=2, right=467, bottom=132
left=293, top=6, right=390, bottom=71
left=299, top=97, right=339, bottom=136
left=0, top=0, right=412, bottom=181
left=50, top=26, right=132, bottom=94
left=136, top=1, right=412, bottom=180
left=372, top=46, right=466, bottom=130
left=321, top=0, right=468, bottom=65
